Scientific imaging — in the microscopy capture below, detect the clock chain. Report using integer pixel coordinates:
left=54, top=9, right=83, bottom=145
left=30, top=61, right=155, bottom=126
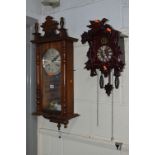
left=97, top=71, right=100, bottom=126
left=58, top=129, right=62, bottom=138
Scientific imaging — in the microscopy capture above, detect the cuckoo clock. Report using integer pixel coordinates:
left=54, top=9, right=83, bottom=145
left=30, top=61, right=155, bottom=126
left=81, top=18, right=125, bottom=96
left=32, top=16, right=79, bottom=130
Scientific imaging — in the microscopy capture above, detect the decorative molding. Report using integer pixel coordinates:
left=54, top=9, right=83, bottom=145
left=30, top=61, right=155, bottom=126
left=38, top=128, right=129, bottom=152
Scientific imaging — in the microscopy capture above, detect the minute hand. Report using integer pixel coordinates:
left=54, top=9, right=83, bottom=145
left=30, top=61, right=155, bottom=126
left=51, top=55, right=59, bottom=62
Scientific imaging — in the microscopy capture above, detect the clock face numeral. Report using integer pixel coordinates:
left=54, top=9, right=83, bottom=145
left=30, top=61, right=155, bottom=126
left=42, top=48, right=61, bottom=75
left=97, top=45, right=113, bottom=63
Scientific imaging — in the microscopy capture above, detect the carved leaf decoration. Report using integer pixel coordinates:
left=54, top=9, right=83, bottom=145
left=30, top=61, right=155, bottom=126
left=101, top=18, right=108, bottom=24
left=41, top=16, right=59, bottom=37
left=81, top=32, right=88, bottom=44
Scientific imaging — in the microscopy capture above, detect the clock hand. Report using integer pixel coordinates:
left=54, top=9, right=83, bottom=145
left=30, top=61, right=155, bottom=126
left=51, top=55, right=59, bottom=62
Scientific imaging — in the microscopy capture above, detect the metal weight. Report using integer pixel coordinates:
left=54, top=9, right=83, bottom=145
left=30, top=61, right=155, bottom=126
left=99, top=74, right=104, bottom=89
left=115, top=76, right=119, bottom=89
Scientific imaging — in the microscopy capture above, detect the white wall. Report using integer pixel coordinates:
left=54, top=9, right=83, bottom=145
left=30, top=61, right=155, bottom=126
left=36, top=0, right=129, bottom=155
left=40, top=0, right=128, bottom=36
left=26, top=0, right=42, bottom=19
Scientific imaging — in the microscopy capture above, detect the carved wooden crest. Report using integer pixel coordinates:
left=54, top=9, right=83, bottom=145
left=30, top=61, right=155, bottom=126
left=41, top=16, right=59, bottom=37
left=32, top=16, right=75, bottom=44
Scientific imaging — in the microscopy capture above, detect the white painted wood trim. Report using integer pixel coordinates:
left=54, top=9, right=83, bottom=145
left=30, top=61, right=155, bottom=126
left=38, top=128, right=129, bottom=152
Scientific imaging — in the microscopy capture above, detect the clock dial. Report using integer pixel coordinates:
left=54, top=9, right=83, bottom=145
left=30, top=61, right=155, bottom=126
left=97, top=45, right=113, bottom=63
left=42, top=48, right=61, bottom=75
left=42, top=48, right=62, bottom=113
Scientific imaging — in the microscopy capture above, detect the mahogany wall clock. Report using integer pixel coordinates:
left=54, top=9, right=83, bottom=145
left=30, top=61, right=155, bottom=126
left=81, top=18, right=125, bottom=96
left=32, top=16, right=79, bottom=130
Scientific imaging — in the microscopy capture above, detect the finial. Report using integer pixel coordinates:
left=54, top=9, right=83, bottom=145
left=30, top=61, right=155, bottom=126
left=60, top=17, right=64, bottom=29
left=35, top=22, right=39, bottom=33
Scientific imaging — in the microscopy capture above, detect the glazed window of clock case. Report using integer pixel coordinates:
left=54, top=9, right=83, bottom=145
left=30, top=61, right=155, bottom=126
left=42, top=48, right=61, bottom=76
left=42, top=48, right=62, bottom=114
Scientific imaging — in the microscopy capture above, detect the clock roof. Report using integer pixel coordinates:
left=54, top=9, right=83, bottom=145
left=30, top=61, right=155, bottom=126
left=32, top=16, right=78, bottom=44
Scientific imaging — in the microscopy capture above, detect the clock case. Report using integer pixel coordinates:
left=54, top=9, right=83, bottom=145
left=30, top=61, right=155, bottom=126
left=32, top=16, right=79, bottom=130
left=81, top=18, right=126, bottom=96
